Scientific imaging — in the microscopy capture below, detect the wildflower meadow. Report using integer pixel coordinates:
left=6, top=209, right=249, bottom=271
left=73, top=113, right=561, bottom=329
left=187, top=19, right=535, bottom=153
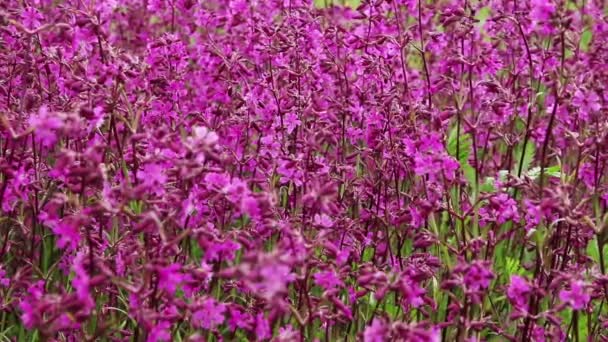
left=0, top=0, right=607, bottom=341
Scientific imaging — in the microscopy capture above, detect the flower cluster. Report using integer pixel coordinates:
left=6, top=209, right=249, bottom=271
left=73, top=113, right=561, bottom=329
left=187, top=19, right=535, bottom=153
left=0, top=0, right=606, bottom=340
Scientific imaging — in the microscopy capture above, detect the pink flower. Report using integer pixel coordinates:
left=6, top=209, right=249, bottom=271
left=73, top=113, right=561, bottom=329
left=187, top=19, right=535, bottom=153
left=193, top=298, right=226, bottom=330
left=277, top=159, right=304, bottom=186
left=189, top=126, right=219, bottom=163
left=531, top=325, right=547, bottom=342
left=137, top=163, right=167, bottom=195
left=364, top=319, right=389, bottom=342
left=523, top=200, right=542, bottom=231
left=72, top=252, right=95, bottom=313
left=479, top=193, right=520, bottom=227
left=507, top=275, right=531, bottom=310
left=398, top=277, right=425, bottom=308
left=0, top=267, right=9, bottom=288
left=157, top=264, right=184, bottom=294
left=228, top=307, right=252, bottom=331
left=224, top=178, right=249, bottom=204
left=229, top=0, right=249, bottom=12
left=255, top=312, right=271, bottom=341
left=559, top=280, right=590, bottom=310
left=463, top=262, right=494, bottom=291
left=284, top=112, right=301, bottom=134
left=29, top=106, right=64, bottom=147
left=314, top=270, right=343, bottom=290
left=204, top=239, right=241, bottom=263
left=204, top=172, right=231, bottom=190
left=250, top=263, right=295, bottom=300
left=277, top=326, right=299, bottom=341
left=147, top=321, right=172, bottom=342
left=50, top=220, right=80, bottom=251
left=241, top=195, right=261, bottom=218
left=530, top=0, right=555, bottom=22
left=572, top=89, right=601, bottom=122
left=21, top=7, right=43, bottom=29
left=313, top=213, right=334, bottom=228
left=18, top=281, right=45, bottom=329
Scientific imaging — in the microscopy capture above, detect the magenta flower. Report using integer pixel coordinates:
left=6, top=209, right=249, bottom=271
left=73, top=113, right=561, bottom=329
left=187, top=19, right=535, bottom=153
left=191, top=126, right=218, bottom=146
left=204, top=239, right=241, bottom=263
left=204, top=172, right=231, bottom=190
left=228, top=307, right=252, bottom=332
left=240, top=195, right=261, bottom=218
left=72, top=252, right=95, bottom=313
left=507, top=275, right=531, bottom=310
left=364, top=319, right=389, bottom=342
left=277, top=159, right=304, bottom=186
left=157, top=264, right=184, bottom=294
left=2, top=0, right=607, bottom=339
left=28, top=106, right=64, bottom=147
left=255, top=312, right=271, bottom=341
left=413, top=154, right=459, bottom=182
left=284, top=112, right=301, bottom=134
left=398, top=277, right=426, bottom=308
left=137, top=163, right=167, bottom=195
left=531, top=325, right=547, bottom=342
left=193, top=298, right=226, bottom=330
left=463, top=262, right=494, bottom=292
left=249, top=263, right=295, bottom=300
left=0, top=267, right=9, bottom=288
left=559, top=280, right=590, bottom=310
left=314, top=270, right=343, bottom=290
left=21, top=7, right=43, bottom=29
left=50, top=220, right=80, bottom=251
left=480, top=193, right=520, bottom=226
left=313, top=213, right=334, bottom=228
left=147, top=321, right=172, bottom=342
left=277, top=326, right=299, bottom=341
left=530, top=0, right=556, bottom=22
left=224, top=178, right=250, bottom=204
left=523, top=200, right=542, bottom=232
left=572, top=89, right=601, bottom=122
left=18, top=281, right=45, bottom=329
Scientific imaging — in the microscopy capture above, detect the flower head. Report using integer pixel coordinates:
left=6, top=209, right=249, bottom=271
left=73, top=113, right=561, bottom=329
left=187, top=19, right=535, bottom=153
left=314, top=270, right=343, bottom=290
left=29, top=106, right=64, bottom=147
left=559, top=280, right=590, bottom=310
left=21, top=7, right=43, bottom=29
left=193, top=298, right=226, bottom=330
left=507, top=275, right=531, bottom=310
left=364, top=319, right=389, bottom=342
left=157, top=264, right=184, bottom=294
left=462, top=261, right=494, bottom=292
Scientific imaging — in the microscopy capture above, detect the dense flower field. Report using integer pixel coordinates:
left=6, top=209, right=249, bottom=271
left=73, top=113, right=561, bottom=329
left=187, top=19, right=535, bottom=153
left=0, top=0, right=607, bottom=340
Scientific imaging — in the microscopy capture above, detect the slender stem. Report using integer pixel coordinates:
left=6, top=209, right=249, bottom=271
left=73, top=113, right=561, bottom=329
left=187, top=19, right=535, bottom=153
left=539, top=85, right=559, bottom=191
left=418, top=0, right=432, bottom=108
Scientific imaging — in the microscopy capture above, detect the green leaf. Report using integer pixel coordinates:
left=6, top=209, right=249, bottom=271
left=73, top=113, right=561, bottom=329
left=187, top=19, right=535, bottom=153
left=526, top=165, right=561, bottom=180
left=447, top=125, right=472, bottom=165
left=385, top=292, right=399, bottom=319
left=480, top=176, right=497, bottom=193
left=586, top=238, right=607, bottom=265
left=362, top=247, right=375, bottom=262
left=525, top=165, right=562, bottom=179
left=513, top=141, right=535, bottom=175
left=580, top=30, right=593, bottom=52
left=560, top=308, right=573, bottom=329
left=505, top=257, right=524, bottom=276
left=129, top=200, right=144, bottom=214
left=190, top=238, right=202, bottom=260
left=462, top=163, right=477, bottom=187
left=314, top=0, right=360, bottom=8
left=475, top=7, right=491, bottom=24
